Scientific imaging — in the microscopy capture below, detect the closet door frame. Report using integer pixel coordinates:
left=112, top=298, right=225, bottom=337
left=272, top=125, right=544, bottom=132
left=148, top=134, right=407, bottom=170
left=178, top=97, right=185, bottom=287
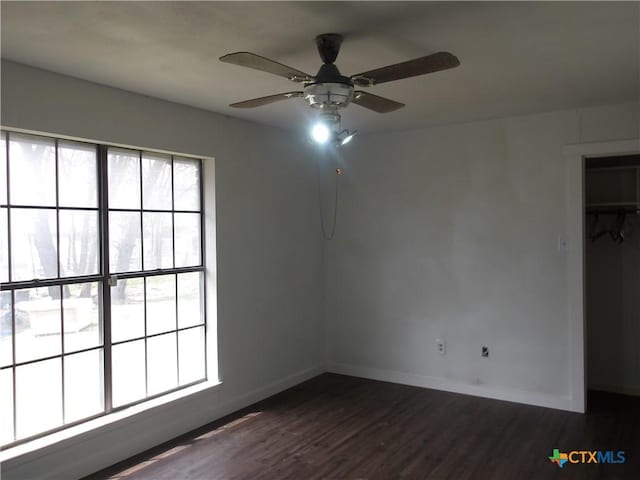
left=564, top=138, right=640, bottom=413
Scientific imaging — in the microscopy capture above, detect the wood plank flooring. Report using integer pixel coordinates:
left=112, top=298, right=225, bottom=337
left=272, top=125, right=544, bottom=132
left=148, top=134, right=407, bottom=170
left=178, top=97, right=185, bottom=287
left=85, top=373, right=640, bottom=480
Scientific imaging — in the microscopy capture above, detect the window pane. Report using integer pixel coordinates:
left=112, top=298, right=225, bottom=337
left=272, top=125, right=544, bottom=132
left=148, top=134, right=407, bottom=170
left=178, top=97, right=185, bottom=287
left=143, top=212, right=173, bottom=270
left=59, top=210, right=99, bottom=277
left=64, top=349, right=104, bottom=423
left=146, top=275, right=176, bottom=335
left=0, top=207, right=8, bottom=283
left=111, top=278, right=145, bottom=343
left=147, top=332, right=177, bottom=395
left=0, top=291, right=13, bottom=367
left=10, top=208, right=58, bottom=281
left=16, top=358, right=63, bottom=439
left=109, top=211, right=141, bottom=273
left=58, top=141, right=97, bottom=208
left=108, top=149, right=140, bottom=209
left=9, top=134, right=56, bottom=206
left=173, top=158, right=200, bottom=211
left=0, top=132, right=6, bottom=205
left=112, top=339, right=145, bottom=407
left=0, top=368, right=13, bottom=445
left=14, top=286, right=61, bottom=363
left=178, top=327, right=205, bottom=386
left=178, top=272, right=204, bottom=329
left=142, top=153, right=172, bottom=210
left=174, top=213, right=201, bottom=267
left=63, top=282, right=100, bottom=353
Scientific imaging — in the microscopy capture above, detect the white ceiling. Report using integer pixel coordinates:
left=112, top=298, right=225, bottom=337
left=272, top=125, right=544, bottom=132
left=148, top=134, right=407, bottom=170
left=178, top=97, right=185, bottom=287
left=2, top=1, right=638, bottom=134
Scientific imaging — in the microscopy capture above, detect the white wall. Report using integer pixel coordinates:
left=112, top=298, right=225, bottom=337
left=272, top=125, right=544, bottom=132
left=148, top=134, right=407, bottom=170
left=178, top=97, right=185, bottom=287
left=0, top=60, right=325, bottom=479
left=2, top=57, right=640, bottom=478
left=325, top=101, right=640, bottom=411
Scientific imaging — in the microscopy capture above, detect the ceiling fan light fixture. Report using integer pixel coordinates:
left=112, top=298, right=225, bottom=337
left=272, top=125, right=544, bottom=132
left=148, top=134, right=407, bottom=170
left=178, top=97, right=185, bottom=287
left=311, top=122, right=331, bottom=144
left=304, top=82, right=354, bottom=109
left=310, top=110, right=344, bottom=145
left=310, top=111, right=357, bottom=148
left=221, top=35, right=459, bottom=148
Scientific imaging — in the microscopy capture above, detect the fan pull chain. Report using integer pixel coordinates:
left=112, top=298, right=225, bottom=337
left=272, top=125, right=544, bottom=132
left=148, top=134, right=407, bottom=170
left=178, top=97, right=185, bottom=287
left=317, top=162, right=341, bottom=241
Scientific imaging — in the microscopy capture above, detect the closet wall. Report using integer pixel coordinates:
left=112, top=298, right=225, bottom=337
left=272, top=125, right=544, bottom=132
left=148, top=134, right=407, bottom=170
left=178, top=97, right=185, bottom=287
left=586, top=158, right=640, bottom=395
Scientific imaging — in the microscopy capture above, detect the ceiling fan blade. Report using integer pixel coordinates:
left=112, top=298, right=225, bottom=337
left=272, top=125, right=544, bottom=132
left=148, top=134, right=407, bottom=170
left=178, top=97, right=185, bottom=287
left=352, top=91, right=405, bottom=113
left=220, top=52, right=313, bottom=82
left=351, top=52, right=460, bottom=85
left=229, top=92, right=303, bottom=108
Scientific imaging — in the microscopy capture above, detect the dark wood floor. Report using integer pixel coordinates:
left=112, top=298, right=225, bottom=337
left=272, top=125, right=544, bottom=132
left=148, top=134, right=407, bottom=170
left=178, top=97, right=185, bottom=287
left=85, top=374, right=640, bottom=480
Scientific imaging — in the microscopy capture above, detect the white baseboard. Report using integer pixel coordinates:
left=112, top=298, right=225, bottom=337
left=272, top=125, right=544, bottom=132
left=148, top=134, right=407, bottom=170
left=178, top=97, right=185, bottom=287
left=211, top=365, right=325, bottom=420
left=329, top=363, right=575, bottom=412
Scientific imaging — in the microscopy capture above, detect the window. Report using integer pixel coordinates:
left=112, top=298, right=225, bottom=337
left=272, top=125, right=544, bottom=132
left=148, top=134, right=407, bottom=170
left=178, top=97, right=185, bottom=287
left=0, top=131, right=207, bottom=447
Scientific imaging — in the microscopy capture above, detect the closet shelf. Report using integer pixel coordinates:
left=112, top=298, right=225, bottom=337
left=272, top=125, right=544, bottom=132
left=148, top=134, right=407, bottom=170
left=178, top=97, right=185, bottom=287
left=586, top=159, right=640, bottom=215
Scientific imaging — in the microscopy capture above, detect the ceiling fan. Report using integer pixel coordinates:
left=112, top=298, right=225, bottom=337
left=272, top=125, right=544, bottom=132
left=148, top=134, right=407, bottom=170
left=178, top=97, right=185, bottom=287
left=220, top=33, right=460, bottom=146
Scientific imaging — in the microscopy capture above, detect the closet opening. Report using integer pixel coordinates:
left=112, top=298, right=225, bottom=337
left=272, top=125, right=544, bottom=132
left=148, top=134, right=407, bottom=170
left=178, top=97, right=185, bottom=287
left=585, top=154, right=640, bottom=412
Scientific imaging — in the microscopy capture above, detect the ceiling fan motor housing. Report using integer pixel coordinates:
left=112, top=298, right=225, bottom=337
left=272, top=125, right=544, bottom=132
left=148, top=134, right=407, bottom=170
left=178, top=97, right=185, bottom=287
left=316, top=33, right=343, bottom=64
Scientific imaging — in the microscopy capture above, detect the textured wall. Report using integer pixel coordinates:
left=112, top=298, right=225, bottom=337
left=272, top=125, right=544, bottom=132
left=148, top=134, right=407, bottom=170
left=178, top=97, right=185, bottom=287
left=325, top=102, right=639, bottom=409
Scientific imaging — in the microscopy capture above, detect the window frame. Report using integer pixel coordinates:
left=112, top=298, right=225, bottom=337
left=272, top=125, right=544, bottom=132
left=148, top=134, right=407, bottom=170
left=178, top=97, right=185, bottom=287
left=0, top=131, right=208, bottom=449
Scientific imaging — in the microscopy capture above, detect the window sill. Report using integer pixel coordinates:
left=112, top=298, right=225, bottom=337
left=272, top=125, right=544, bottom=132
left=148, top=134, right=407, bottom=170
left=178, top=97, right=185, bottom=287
left=0, top=379, right=222, bottom=463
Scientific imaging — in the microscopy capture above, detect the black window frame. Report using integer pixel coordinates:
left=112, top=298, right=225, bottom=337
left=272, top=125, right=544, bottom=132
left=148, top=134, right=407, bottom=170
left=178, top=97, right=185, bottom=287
left=0, top=130, right=208, bottom=449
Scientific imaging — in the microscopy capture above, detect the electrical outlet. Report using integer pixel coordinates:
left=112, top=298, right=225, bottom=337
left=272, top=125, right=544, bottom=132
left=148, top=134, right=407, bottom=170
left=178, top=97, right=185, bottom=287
left=481, top=346, right=489, bottom=357
left=436, top=339, right=445, bottom=355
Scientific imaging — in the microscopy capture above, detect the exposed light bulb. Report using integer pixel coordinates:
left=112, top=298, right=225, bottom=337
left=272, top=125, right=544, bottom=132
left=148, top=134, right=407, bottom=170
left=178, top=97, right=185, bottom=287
left=340, top=130, right=357, bottom=146
left=311, top=123, right=330, bottom=144
left=341, top=133, right=354, bottom=146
